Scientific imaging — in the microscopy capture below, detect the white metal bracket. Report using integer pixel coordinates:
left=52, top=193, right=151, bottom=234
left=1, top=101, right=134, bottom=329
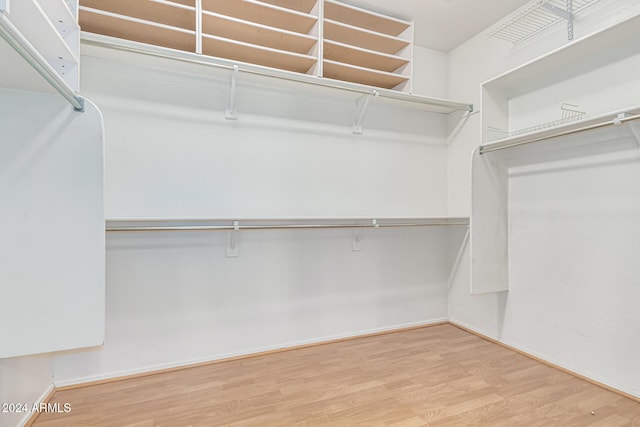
left=353, top=90, right=378, bottom=134
left=629, top=122, right=640, bottom=145
left=0, top=0, right=10, bottom=15
left=352, top=230, right=362, bottom=251
left=226, top=221, right=239, bottom=257
left=225, top=65, right=239, bottom=120
left=542, top=0, right=574, bottom=40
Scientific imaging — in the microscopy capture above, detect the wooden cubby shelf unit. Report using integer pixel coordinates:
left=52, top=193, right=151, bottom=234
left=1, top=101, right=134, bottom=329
left=201, top=35, right=317, bottom=74
left=324, top=40, right=409, bottom=73
left=202, top=0, right=318, bottom=34
left=323, top=19, right=410, bottom=55
left=79, top=0, right=197, bottom=53
left=201, top=11, right=317, bottom=55
left=79, top=0, right=418, bottom=92
left=324, top=0, right=410, bottom=37
left=322, top=0, right=412, bottom=91
left=323, top=59, right=409, bottom=89
left=259, top=0, right=318, bottom=14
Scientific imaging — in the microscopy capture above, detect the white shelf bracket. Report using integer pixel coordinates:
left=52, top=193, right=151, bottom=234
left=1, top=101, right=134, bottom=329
left=542, top=0, right=574, bottom=40
left=0, top=0, right=9, bottom=15
left=352, top=230, right=363, bottom=252
left=353, top=90, right=378, bottom=134
left=226, top=221, right=239, bottom=257
left=628, top=122, right=640, bottom=145
left=225, top=65, right=239, bottom=120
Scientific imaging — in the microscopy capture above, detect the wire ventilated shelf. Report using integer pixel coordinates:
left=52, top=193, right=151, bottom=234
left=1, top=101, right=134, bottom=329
left=488, top=0, right=598, bottom=44
left=488, top=103, right=586, bottom=141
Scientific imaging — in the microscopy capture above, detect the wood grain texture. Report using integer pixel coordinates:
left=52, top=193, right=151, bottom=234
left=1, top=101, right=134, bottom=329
left=33, top=324, right=640, bottom=426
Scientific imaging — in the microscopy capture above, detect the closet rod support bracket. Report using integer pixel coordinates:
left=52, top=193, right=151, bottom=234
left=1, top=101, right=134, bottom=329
left=226, top=221, right=239, bottom=257
left=225, top=65, right=239, bottom=120
left=352, top=231, right=362, bottom=251
left=542, top=0, right=574, bottom=40
left=628, top=122, right=640, bottom=145
left=353, top=90, right=378, bottom=134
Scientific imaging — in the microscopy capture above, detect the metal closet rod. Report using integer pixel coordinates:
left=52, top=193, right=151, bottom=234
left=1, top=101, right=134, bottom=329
left=81, top=35, right=473, bottom=113
left=0, top=14, right=84, bottom=111
left=106, top=220, right=469, bottom=232
left=480, top=113, right=640, bottom=154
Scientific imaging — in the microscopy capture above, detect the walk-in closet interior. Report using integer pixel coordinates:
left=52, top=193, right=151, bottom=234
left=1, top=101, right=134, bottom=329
left=1, top=0, right=639, bottom=425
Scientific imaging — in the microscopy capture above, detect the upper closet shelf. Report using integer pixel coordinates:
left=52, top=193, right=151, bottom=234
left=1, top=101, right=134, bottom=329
left=82, top=32, right=473, bottom=114
left=0, top=0, right=82, bottom=109
left=488, top=0, right=599, bottom=44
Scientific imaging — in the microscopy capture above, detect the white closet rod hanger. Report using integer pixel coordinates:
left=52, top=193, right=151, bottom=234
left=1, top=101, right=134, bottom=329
left=106, top=220, right=469, bottom=232
left=0, top=12, right=84, bottom=112
left=480, top=113, right=640, bottom=154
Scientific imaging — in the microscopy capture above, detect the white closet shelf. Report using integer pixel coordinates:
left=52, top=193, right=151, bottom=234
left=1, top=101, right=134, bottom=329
left=106, top=217, right=470, bottom=232
left=323, top=19, right=409, bottom=55
left=259, top=0, right=317, bottom=14
left=37, top=0, right=78, bottom=42
left=323, top=59, right=408, bottom=90
left=202, top=0, right=318, bottom=34
left=11, top=0, right=80, bottom=65
left=82, top=33, right=473, bottom=114
left=202, top=34, right=317, bottom=74
left=324, top=0, right=410, bottom=37
left=80, top=0, right=196, bottom=31
left=164, top=0, right=195, bottom=6
left=79, top=7, right=196, bottom=53
left=480, top=106, right=640, bottom=154
left=201, top=11, right=317, bottom=55
left=488, top=0, right=598, bottom=44
left=324, top=39, right=408, bottom=73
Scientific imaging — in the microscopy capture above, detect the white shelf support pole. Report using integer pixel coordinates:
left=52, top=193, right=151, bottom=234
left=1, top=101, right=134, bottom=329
left=353, top=90, right=378, bottom=134
left=226, top=221, right=239, bottom=257
left=195, top=0, right=202, bottom=54
left=542, top=0, right=574, bottom=40
left=567, top=0, right=574, bottom=40
left=225, top=65, right=239, bottom=120
left=628, top=122, right=640, bottom=145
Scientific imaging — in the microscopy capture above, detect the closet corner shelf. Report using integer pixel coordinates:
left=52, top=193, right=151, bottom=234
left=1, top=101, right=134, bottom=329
left=479, top=106, right=640, bottom=154
left=81, top=32, right=473, bottom=114
left=487, top=0, right=599, bottom=44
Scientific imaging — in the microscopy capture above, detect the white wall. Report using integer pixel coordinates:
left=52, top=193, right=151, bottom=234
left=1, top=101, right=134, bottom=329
left=51, top=45, right=455, bottom=385
left=447, top=0, right=640, bottom=398
left=0, top=89, right=104, bottom=424
left=53, top=226, right=452, bottom=384
left=0, top=356, right=52, bottom=427
left=412, top=45, right=448, bottom=99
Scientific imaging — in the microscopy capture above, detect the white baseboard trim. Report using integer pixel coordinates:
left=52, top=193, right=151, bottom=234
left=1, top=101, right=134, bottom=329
left=17, top=383, right=54, bottom=427
left=54, top=318, right=448, bottom=388
left=449, top=319, right=640, bottom=401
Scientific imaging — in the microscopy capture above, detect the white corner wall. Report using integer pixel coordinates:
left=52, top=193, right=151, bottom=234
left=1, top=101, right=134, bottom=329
left=51, top=45, right=455, bottom=385
left=0, top=89, right=104, bottom=425
left=0, top=356, right=52, bottom=427
left=447, top=0, right=640, bottom=398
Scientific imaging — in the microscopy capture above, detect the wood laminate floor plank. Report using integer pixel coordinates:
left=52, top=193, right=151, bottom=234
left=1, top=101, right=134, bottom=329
left=33, top=324, right=640, bottom=426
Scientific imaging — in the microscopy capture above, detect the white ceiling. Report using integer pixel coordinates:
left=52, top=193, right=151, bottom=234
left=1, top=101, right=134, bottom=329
left=340, top=0, right=531, bottom=52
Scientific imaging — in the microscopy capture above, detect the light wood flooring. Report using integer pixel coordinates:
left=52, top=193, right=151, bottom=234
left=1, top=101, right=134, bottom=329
left=34, top=324, right=640, bottom=426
